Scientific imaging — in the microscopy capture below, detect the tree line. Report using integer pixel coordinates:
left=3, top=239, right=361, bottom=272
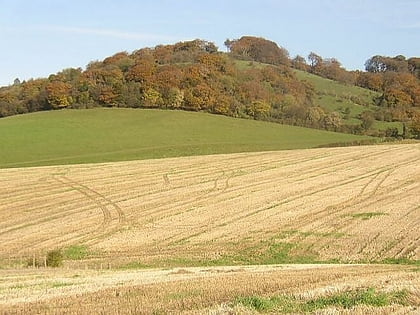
left=1, top=36, right=419, bottom=138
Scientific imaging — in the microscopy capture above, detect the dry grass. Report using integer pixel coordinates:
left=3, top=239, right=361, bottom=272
left=0, top=143, right=419, bottom=313
left=0, top=264, right=418, bottom=314
left=0, top=144, right=419, bottom=267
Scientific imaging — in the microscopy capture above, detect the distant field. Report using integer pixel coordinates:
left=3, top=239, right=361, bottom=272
left=0, top=108, right=370, bottom=168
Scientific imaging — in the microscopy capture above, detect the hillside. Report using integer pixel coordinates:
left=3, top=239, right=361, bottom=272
left=0, top=108, right=370, bottom=168
left=1, top=36, right=418, bottom=141
left=294, top=70, right=404, bottom=132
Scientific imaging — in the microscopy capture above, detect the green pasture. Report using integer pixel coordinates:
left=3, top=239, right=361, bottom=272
left=0, top=108, right=370, bottom=168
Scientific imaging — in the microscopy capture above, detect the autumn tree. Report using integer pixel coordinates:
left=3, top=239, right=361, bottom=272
left=308, top=52, right=323, bottom=73
left=409, top=113, right=420, bottom=139
left=305, top=106, right=326, bottom=128
left=247, top=100, right=271, bottom=119
left=323, top=112, right=342, bottom=131
left=126, top=59, right=156, bottom=85
left=226, top=36, right=290, bottom=66
left=45, top=81, right=73, bottom=109
left=359, top=110, right=375, bottom=130
left=365, top=55, right=409, bottom=73
left=292, top=55, right=308, bottom=71
left=408, top=57, right=420, bottom=79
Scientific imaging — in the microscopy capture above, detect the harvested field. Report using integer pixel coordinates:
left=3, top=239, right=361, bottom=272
left=0, top=264, right=418, bottom=314
left=0, top=144, right=419, bottom=267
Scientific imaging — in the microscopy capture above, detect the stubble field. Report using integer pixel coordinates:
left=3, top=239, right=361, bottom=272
left=0, top=143, right=419, bottom=313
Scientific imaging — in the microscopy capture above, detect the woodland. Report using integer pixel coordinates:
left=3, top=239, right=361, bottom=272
left=1, top=36, right=419, bottom=138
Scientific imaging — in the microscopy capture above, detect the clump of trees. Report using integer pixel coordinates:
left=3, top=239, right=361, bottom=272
left=224, top=36, right=290, bottom=66
left=0, top=38, right=317, bottom=128
left=1, top=36, right=418, bottom=137
left=289, top=51, right=419, bottom=136
left=355, top=54, right=420, bottom=129
left=305, top=52, right=356, bottom=84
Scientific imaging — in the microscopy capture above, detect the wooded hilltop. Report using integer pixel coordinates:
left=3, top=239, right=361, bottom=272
left=1, top=36, right=419, bottom=138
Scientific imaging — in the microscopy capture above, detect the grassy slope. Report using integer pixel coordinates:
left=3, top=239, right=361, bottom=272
left=294, top=70, right=404, bottom=132
left=234, top=60, right=401, bottom=132
left=0, top=108, right=369, bottom=168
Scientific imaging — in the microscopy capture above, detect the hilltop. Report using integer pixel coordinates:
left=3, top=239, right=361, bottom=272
left=1, top=36, right=419, bottom=139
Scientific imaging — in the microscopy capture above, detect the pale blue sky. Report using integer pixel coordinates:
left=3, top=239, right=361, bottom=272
left=1, top=0, right=419, bottom=86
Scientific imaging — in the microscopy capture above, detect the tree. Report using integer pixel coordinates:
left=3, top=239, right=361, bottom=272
left=166, top=87, right=184, bottom=109
left=227, top=36, right=290, bottom=66
left=292, top=55, right=307, bottom=71
left=247, top=100, right=271, bottom=119
left=305, top=106, right=326, bottom=128
left=408, top=57, right=420, bottom=79
left=224, top=39, right=234, bottom=52
left=126, top=60, right=156, bottom=84
left=359, top=110, right=375, bottom=130
left=365, top=55, right=388, bottom=73
left=365, top=55, right=409, bottom=73
left=45, top=81, right=73, bottom=108
left=142, top=88, right=162, bottom=107
left=324, top=112, right=342, bottom=131
left=409, top=113, right=420, bottom=139
left=97, top=85, right=119, bottom=106
left=308, top=52, right=323, bottom=74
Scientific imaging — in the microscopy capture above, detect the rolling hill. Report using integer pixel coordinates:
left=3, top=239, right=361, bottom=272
left=0, top=108, right=371, bottom=168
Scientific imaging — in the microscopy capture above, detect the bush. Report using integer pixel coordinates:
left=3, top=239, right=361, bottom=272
left=46, top=249, right=63, bottom=267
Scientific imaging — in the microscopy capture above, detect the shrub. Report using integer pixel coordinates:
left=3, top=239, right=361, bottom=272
left=46, top=249, right=63, bottom=267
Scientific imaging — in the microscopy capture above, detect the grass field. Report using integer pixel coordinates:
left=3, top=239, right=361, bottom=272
left=0, top=108, right=370, bottom=168
left=0, top=143, right=419, bottom=313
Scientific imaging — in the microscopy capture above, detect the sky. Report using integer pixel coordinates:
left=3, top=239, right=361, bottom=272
left=0, top=0, right=419, bottom=86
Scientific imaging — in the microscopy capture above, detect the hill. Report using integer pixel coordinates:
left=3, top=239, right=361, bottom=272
left=1, top=36, right=418, bottom=140
left=0, top=108, right=370, bottom=168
